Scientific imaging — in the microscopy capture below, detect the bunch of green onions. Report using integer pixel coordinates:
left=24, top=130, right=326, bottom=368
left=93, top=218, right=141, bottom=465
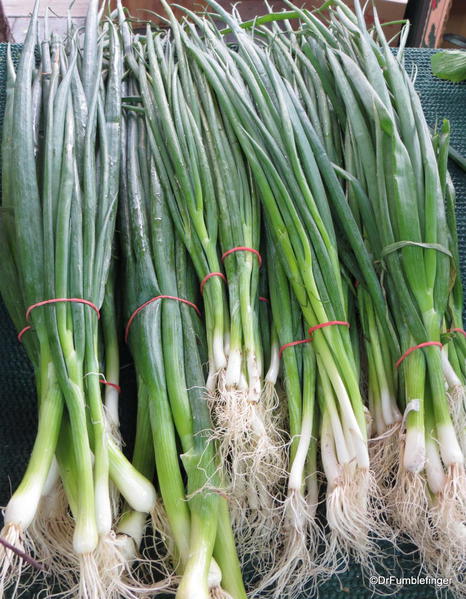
left=0, top=2, right=156, bottom=597
left=129, top=1, right=286, bottom=530
left=1, top=1, right=466, bottom=598
left=287, top=0, right=466, bottom=591
left=118, top=78, right=246, bottom=598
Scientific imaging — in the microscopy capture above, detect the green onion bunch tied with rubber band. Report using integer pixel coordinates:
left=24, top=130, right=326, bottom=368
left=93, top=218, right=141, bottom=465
left=173, top=21, right=287, bottom=524
left=127, top=1, right=286, bottom=527
left=189, top=53, right=287, bottom=510
left=135, top=17, right=228, bottom=396
left=118, top=68, right=246, bottom=599
left=258, top=232, right=325, bottom=598
left=241, top=2, right=403, bottom=491
left=0, top=2, right=157, bottom=597
left=289, top=0, right=466, bottom=592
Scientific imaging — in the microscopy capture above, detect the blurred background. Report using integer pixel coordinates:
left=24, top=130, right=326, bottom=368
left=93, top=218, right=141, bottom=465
left=0, top=0, right=465, bottom=50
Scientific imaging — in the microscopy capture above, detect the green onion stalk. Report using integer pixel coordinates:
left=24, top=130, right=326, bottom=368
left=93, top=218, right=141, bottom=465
left=305, top=1, right=466, bottom=588
left=0, top=15, right=65, bottom=596
left=115, top=377, right=158, bottom=570
left=434, top=124, right=466, bottom=437
left=259, top=254, right=288, bottom=458
left=176, top=240, right=246, bottom=599
left=196, top=69, right=263, bottom=404
left=100, top=264, right=121, bottom=447
left=136, top=25, right=228, bottom=397
left=127, top=6, right=285, bottom=521
left=131, top=25, right=251, bottom=518
left=182, top=2, right=391, bottom=567
left=119, top=96, right=246, bottom=599
left=340, top=117, right=402, bottom=485
left=0, top=3, right=156, bottom=597
left=119, top=97, right=191, bottom=577
left=258, top=262, right=280, bottom=399
left=357, top=286, right=402, bottom=486
left=27, top=426, right=83, bottom=593
left=255, top=232, right=326, bottom=598
left=98, top=264, right=125, bottom=525
left=0, top=69, right=62, bottom=592
left=95, top=267, right=152, bottom=598
left=255, top=14, right=344, bottom=170
left=261, top=269, right=284, bottom=432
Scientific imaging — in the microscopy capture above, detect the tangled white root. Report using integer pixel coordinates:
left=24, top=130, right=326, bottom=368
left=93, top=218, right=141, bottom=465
left=116, top=531, right=174, bottom=598
left=386, top=460, right=466, bottom=595
left=54, top=546, right=149, bottom=599
left=147, top=502, right=180, bottom=583
left=385, top=465, right=440, bottom=597
left=94, top=532, right=141, bottom=599
left=29, top=518, right=99, bottom=599
left=209, top=374, right=286, bottom=564
left=95, top=531, right=171, bottom=599
left=73, top=552, right=107, bottom=599
left=207, top=374, right=287, bottom=562
left=209, top=586, right=233, bottom=599
left=209, top=587, right=234, bottom=599
left=426, top=465, right=466, bottom=597
left=386, top=465, right=431, bottom=546
left=265, top=381, right=288, bottom=434
left=210, top=373, right=286, bottom=493
left=27, top=482, right=77, bottom=591
left=251, top=488, right=326, bottom=599
left=369, top=423, right=402, bottom=491
left=0, top=522, right=45, bottom=598
left=29, top=489, right=170, bottom=598
left=326, top=465, right=393, bottom=577
left=229, top=472, right=282, bottom=573
left=448, top=386, right=466, bottom=456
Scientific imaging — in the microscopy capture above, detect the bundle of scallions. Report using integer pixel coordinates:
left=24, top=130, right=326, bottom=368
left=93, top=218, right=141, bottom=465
left=1, top=1, right=466, bottom=598
left=0, top=2, right=157, bottom=597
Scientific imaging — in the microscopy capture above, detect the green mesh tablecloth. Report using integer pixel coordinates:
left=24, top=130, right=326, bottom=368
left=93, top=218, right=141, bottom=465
left=0, top=45, right=464, bottom=598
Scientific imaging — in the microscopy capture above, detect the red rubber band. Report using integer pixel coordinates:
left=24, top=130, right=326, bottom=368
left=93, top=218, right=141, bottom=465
left=448, top=328, right=466, bottom=338
left=125, top=295, right=201, bottom=342
left=221, top=246, right=262, bottom=267
left=279, top=321, right=349, bottom=359
left=26, top=298, right=100, bottom=321
left=17, top=325, right=32, bottom=343
left=308, top=321, right=350, bottom=339
left=200, top=272, right=226, bottom=295
left=259, top=297, right=269, bottom=304
left=279, top=338, right=311, bottom=359
left=100, top=380, right=121, bottom=393
left=395, top=341, right=442, bottom=369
